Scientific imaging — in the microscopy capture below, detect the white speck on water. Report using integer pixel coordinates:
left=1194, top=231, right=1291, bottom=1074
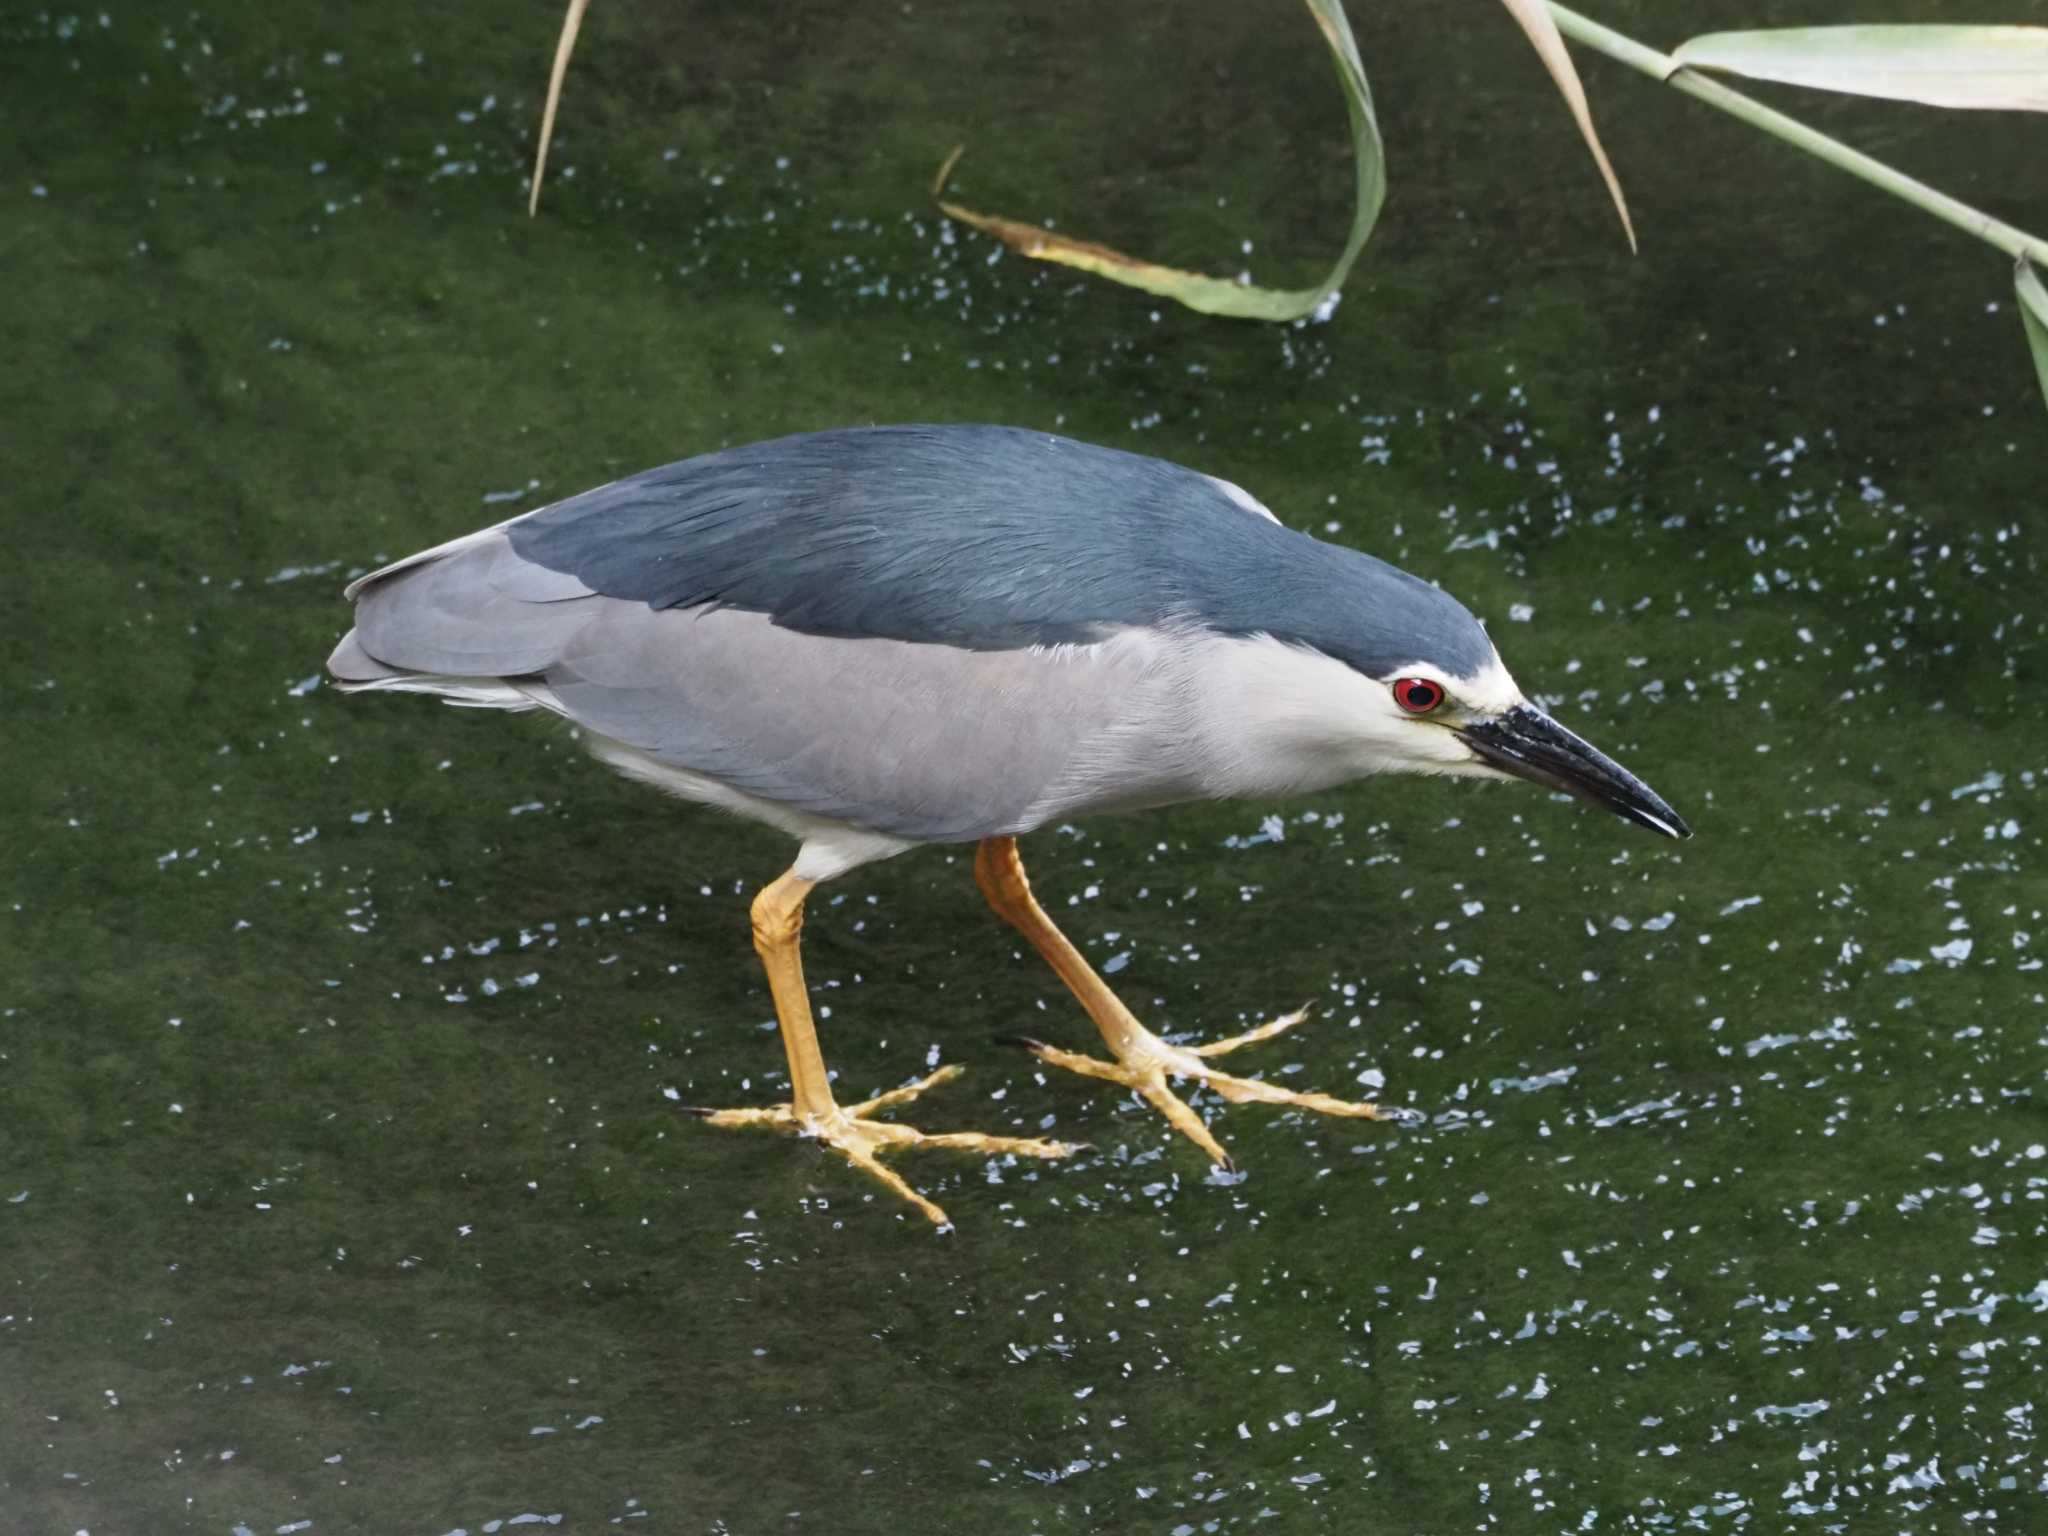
left=1223, top=813, right=1288, bottom=848
left=1491, top=1066, right=1575, bottom=1095
left=1754, top=1400, right=1830, bottom=1422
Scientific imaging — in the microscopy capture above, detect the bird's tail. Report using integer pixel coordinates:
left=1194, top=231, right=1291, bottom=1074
left=326, top=627, right=553, bottom=712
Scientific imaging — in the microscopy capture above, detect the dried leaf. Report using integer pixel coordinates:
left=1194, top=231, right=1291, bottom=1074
left=529, top=0, right=593, bottom=217
left=932, top=184, right=1307, bottom=318
left=932, top=0, right=1384, bottom=322
left=1497, top=0, right=1634, bottom=249
left=2017, top=259, right=2048, bottom=419
left=1671, top=26, right=2048, bottom=114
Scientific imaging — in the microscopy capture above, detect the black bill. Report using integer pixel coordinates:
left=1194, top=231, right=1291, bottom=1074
left=1455, top=705, right=1692, bottom=840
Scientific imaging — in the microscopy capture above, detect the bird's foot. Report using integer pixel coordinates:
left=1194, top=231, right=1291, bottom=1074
left=1013, top=1007, right=1392, bottom=1169
left=692, top=1065, right=1083, bottom=1226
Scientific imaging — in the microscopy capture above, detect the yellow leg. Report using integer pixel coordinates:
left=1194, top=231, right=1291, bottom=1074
left=698, top=867, right=1081, bottom=1226
left=974, top=836, right=1390, bottom=1168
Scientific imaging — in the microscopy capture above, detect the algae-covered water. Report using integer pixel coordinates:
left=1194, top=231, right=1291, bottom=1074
left=4, top=1, right=2045, bottom=1530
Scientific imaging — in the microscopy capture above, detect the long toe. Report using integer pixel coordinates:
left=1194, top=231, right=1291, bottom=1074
left=700, top=1103, right=801, bottom=1130
left=1138, top=1078, right=1235, bottom=1168
left=831, top=1136, right=952, bottom=1227
left=846, top=1064, right=965, bottom=1118
left=915, top=1130, right=1084, bottom=1158
left=1017, top=1038, right=1149, bottom=1087
left=1203, top=1072, right=1388, bottom=1118
left=1186, top=1006, right=1314, bottom=1059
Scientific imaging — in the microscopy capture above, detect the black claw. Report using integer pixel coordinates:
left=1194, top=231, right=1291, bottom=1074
left=677, top=1105, right=717, bottom=1118
left=1377, top=1106, right=1427, bottom=1127
left=995, top=1032, right=1052, bottom=1053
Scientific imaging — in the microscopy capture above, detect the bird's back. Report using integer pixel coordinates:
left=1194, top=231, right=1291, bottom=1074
left=492, top=425, right=1488, bottom=676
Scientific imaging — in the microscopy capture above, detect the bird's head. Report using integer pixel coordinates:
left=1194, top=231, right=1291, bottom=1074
left=1351, top=644, right=1691, bottom=841
left=1229, top=537, right=1691, bottom=839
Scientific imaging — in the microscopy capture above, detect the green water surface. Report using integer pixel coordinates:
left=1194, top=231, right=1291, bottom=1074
left=4, top=1, right=2045, bottom=1531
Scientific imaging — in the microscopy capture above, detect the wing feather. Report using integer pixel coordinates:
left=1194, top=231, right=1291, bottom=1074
left=330, top=525, right=1176, bottom=840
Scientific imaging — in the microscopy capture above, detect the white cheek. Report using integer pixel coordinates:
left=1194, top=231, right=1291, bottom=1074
left=1393, top=719, right=1495, bottom=776
left=1180, top=635, right=1481, bottom=795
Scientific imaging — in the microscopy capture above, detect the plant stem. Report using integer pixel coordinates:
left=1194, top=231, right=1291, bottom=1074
left=1546, top=2, right=2048, bottom=268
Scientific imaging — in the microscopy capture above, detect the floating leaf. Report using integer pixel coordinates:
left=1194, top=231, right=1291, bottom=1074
left=933, top=0, right=1384, bottom=322
left=2018, top=259, right=2048, bottom=418
left=529, top=0, right=593, bottom=217
left=1670, top=26, right=2048, bottom=113
left=1496, top=0, right=1634, bottom=249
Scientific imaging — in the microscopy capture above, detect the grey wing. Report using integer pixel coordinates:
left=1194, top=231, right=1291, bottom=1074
left=350, top=529, right=597, bottom=674
left=331, top=531, right=1182, bottom=841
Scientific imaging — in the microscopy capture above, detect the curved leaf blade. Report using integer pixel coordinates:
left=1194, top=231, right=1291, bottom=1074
left=1670, top=26, right=2048, bottom=113
left=529, top=0, right=594, bottom=217
left=932, top=0, right=1384, bottom=322
left=1499, top=0, right=1634, bottom=249
left=932, top=183, right=1320, bottom=320
left=2018, top=260, right=2048, bottom=419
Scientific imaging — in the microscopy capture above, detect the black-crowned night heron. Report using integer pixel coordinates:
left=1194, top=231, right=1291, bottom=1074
left=330, top=424, right=1688, bottom=1225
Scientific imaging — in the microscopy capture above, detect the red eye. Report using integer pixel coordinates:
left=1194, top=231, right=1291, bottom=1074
left=1393, top=677, right=1444, bottom=714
